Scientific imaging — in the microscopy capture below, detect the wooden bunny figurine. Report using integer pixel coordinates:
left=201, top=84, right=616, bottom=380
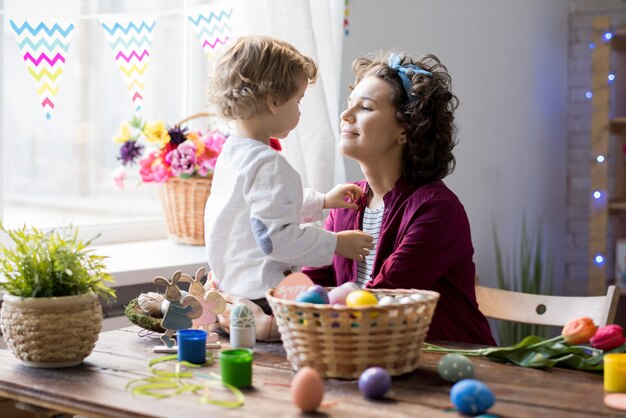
left=153, top=270, right=202, bottom=347
left=179, top=267, right=226, bottom=343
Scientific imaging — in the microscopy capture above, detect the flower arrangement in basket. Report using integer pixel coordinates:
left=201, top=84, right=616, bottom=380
left=266, top=286, right=440, bottom=380
left=111, top=112, right=230, bottom=245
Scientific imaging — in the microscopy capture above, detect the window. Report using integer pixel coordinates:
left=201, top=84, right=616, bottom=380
left=1, top=0, right=210, bottom=242
left=1, top=0, right=346, bottom=246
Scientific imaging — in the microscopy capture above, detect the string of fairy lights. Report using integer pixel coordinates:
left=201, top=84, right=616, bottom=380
left=588, top=29, right=616, bottom=268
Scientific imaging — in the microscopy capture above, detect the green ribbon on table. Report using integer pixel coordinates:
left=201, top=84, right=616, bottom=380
left=423, top=337, right=626, bottom=371
left=125, top=352, right=244, bottom=407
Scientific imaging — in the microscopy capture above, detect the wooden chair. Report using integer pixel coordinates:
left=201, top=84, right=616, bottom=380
left=475, top=285, right=620, bottom=327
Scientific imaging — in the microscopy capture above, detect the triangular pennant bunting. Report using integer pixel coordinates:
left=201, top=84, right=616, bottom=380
left=9, top=19, right=75, bottom=121
left=100, top=17, right=156, bottom=114
left=187, top=3, right=233, bottom=58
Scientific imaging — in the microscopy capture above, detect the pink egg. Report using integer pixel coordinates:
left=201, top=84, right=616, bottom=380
left=328, top=282, right=360, bottom=305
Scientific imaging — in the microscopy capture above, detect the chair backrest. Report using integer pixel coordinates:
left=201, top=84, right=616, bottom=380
left=475, top=285, right=620, bottom=327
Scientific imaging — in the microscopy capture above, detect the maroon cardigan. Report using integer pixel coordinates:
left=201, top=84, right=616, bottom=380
left=304, top=178, right=495, bottom=345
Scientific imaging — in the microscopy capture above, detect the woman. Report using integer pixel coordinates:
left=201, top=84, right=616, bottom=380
left=303, top=51, right=495, bottom=345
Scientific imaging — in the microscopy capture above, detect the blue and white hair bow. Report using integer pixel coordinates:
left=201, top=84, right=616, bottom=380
left=388, top=53, right=432, bottom=98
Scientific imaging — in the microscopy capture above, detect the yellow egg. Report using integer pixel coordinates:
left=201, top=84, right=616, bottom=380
left=291, top=367, right=324, bottom=412
left=346, top=290, right=378, bottom=307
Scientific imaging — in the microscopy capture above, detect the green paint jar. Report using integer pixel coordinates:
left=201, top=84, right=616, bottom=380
left=220, top=348, right=253, bottom=388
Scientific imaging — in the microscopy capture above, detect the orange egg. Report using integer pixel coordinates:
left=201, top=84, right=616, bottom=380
left=291, top=366, right=324, bottom=412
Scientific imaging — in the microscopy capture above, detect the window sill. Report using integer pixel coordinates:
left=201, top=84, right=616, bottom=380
left=93, top=239, right=208, bottom=288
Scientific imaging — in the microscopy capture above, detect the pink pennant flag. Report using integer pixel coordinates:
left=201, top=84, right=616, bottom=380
left=100, top=17, right=156, bottom=114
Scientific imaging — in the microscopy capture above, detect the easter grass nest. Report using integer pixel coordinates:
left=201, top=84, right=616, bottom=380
left=124, top=297, right=166, bottom=333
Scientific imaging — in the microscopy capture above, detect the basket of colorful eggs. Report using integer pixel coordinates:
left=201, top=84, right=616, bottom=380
left=266, top=281, right=440, bottom=379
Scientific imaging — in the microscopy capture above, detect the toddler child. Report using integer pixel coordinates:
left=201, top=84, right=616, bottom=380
left=204, top=36, right=373, bottom=335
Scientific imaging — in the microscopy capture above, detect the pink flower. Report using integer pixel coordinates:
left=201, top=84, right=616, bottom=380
left=202, top=129, right=227, bottom=155
left=165, top=142, right=197, bottom=177
left=139, top=151, right=171, bottom=183
left=112, top=166, right=127, bottom=189
left=590, top=325, right=626, bottom=351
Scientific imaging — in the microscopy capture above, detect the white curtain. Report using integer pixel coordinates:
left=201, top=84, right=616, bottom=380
left=231, top=0, right=346, bottom=192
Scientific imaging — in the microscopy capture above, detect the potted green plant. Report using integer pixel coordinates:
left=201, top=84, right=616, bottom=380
left=0, top=223, right=116, bottom=368
left=492, top=218, right=553, bottom=345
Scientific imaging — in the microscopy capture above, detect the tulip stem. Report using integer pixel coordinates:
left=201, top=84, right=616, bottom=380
left=526, top=335, right=564, bottom=350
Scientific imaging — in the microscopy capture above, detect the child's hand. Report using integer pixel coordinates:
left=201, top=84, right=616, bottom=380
left=335, top=230, right=374, bottom=260
left=217, top=293, right=281, bottom=342
left=324, top=184, right=363, bottom=210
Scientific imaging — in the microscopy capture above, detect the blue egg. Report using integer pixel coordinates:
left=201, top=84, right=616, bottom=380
left=358, top=367, right=391, bottom=398
left=450, top=379, right=495, bottom=415
left=295, top=290, right=326, bottom=304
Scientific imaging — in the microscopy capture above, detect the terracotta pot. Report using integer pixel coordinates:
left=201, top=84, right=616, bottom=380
left=0, top=292, right=102, bottom=368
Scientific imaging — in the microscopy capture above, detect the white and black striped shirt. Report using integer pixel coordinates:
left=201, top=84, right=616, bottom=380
left=356, top=205, right=384, bottom=288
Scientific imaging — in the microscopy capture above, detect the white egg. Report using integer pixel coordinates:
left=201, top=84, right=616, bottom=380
left=160, top=299, right=170, bottom=316
left=378, top=296, right=396, bottom=306
left=410, top=293, right=427, bottom=301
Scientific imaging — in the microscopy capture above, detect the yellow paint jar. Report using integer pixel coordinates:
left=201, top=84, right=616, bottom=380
left=605, top=353, right=626, bottom=393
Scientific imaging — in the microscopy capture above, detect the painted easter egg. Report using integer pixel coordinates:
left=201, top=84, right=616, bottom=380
left=328, top=282, right=360, bottom=305
left=346, top=290, right=378, bottom=307
left=358, top=367, right=391, bottom=398
left=295, top=289, right=327, bottom=304
left=291, top=367, right=324, bottom=412
left=450, top=379, right=495, bottom=415
left=230, top=304, right=255, bottom=328
left=437, top=354, right=475, bottom=382
left=308, top=285, right=330, bottom=304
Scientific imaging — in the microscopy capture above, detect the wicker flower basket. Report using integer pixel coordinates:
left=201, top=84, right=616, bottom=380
left=0, top=292, right=103, bottom=368
left=266, top=288, right=440, bottom=379
left=158, top=176, right=212, bottom=246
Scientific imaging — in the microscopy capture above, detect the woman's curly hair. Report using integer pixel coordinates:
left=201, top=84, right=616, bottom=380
left=352, top=52, right=459, bottom=184
left=208, top=36, right=318, bottom=120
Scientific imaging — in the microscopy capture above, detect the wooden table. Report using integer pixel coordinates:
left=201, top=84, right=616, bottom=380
left=0, top=326, right=622, bottom=418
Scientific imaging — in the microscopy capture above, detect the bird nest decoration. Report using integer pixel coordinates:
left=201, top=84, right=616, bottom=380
left=124, top=293, right=166, bottom=334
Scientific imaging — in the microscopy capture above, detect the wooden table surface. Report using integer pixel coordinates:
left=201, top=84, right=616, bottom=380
left=0, top=326, right=622, bottom=418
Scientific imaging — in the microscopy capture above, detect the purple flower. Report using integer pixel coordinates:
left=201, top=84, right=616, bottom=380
left=165, top=142, right=196, bottom=176
left=118, top=140, right=144, bottom=166
left=168, top=125, right=188, bottom=146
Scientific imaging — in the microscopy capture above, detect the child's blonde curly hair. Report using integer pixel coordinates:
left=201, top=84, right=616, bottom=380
left=208, top=36, right=318, bottom=120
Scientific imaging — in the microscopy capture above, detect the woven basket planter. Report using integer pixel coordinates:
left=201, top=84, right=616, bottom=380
left=0, top=292, right=102, bottom=368
left=266, top=288, right=439, bottom=379
left=158, top=176, right=212, bottom=246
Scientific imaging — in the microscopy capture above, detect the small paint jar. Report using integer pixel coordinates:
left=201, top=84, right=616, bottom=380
left=604, top=353, right=626, bottom=393
left=220, top=348, right=253, bottom=388
left=177, top=329, right=207, bottom=364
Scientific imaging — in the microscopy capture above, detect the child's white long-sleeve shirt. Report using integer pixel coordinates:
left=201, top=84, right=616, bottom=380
left=204, top=137, right=336, bottom=299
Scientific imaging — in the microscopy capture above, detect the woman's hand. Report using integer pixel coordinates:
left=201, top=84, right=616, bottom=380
left=324, top=184, right=363, bottom=210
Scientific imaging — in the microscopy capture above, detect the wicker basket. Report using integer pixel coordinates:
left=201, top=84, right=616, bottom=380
left=158, top=176, right=212, bottom=245
left=157, top=112, right=216, bottom=246
left=0, top=292, right=102, bottom=368
left=266, top=288, right=439, bottom=379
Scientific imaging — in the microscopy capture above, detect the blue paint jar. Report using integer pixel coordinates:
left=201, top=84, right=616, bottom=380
left=177, top=329, right=207, bottom=364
